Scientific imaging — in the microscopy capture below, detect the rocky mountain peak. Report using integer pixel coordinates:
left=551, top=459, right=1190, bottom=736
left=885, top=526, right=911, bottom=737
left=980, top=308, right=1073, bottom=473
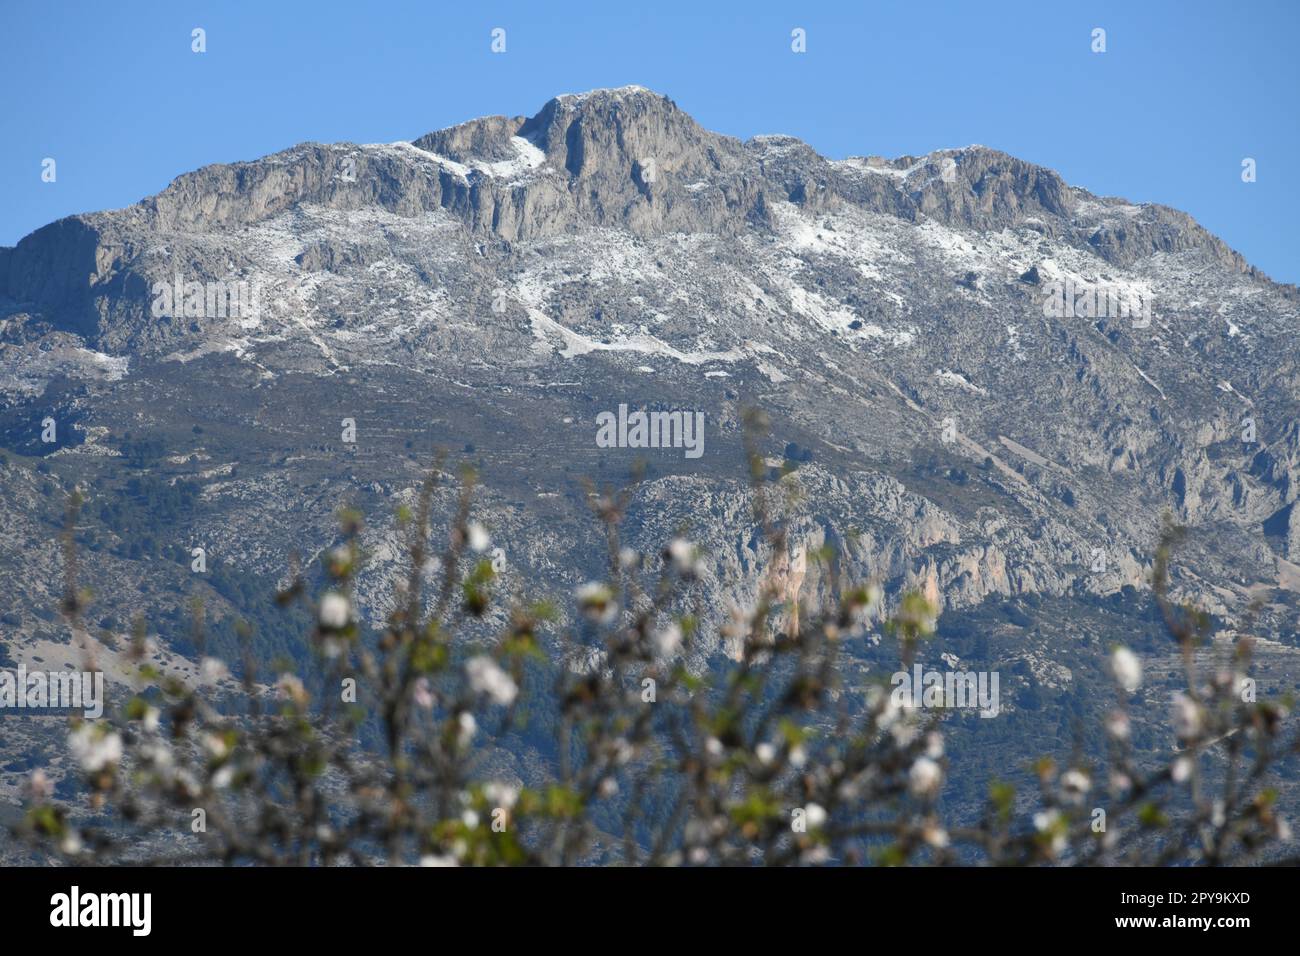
left=516, top=86, right=742, bottom=182
left=410, top=86, right=741, bottom=187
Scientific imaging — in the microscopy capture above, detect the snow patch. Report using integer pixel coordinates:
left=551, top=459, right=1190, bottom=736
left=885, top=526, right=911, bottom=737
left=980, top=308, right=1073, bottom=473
left=934, top=369, right=987, bottom=395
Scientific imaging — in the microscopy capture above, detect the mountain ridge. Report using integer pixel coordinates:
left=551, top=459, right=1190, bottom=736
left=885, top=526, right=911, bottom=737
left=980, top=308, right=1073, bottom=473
left=2, top=86, right=1282, bottom=346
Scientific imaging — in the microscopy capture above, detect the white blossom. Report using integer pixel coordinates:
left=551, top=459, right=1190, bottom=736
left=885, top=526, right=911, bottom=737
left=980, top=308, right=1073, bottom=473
left=908, top=756, right=943, bottom=798
left=484, top=782, right=519, bottom=809
left=199, top=657, right=228, bottom=684
left=319, top=592, right=351, bottom=630
left=59, top=830, right=83, bottom=856
left=868, top=684, right=903, bottom=730
left=456, top=711, right=477, bottom=748
left=1060, top=769, right=1091, bottom=804
left=1172, top=692, right=1202, bottom=741
left=804, top=803, right=827, bottom=829
left=413, top=676, right=435, bottom=710
left=801, top=845, right=830, bottom=864
left=575, top=581, right=617, bottom=624
left=68, top=725, right=122, bottom=773
left=202, top=732, right=231, bottom=760
left=466, top=656, right=518, bottom=706
left=610, top=738, right=634, bottom=765
left=1034, top=809, right=1067, bottom=855
left=276, top=674, right=308, bottom=706
left=667, top=538, right=704, bottom=576
left=890, top=715, right=919, bottom=747
left=27, top=769, right=53, bottom=801
left=1110, top=646, right=1142, bottom=693
left=922, top=823, right=950, bottom=848
left=467, top=522, right=490, bottom=553
left=651, top=622, right=683, bottom=657
left=140, top=742, right=174, bottom=772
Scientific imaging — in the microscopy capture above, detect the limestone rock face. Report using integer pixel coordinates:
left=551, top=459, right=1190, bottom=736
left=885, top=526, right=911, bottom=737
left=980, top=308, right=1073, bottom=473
left=413, top=115, right=528, bottom=164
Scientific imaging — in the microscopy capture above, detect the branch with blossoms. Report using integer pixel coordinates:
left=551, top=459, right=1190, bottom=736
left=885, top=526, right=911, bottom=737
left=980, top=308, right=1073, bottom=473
left=12, top=413, right=1298, bottom=866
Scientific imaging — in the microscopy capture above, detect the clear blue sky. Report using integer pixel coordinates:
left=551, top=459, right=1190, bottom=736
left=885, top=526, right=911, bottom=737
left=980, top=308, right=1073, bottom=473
left=2, top=0, right=1296, bottom=282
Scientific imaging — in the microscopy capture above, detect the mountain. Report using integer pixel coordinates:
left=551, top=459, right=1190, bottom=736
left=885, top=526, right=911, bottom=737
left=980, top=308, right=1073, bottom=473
left=3, top=86, right=1300, bottom=825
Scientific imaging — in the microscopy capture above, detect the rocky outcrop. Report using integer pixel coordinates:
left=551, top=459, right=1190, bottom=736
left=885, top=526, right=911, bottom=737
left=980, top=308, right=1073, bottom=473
left=413, top=115, right=527, bottom=163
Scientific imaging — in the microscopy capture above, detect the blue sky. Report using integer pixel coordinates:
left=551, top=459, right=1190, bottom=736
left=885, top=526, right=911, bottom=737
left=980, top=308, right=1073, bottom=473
left=2, top=0, right=1296, bottom=281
